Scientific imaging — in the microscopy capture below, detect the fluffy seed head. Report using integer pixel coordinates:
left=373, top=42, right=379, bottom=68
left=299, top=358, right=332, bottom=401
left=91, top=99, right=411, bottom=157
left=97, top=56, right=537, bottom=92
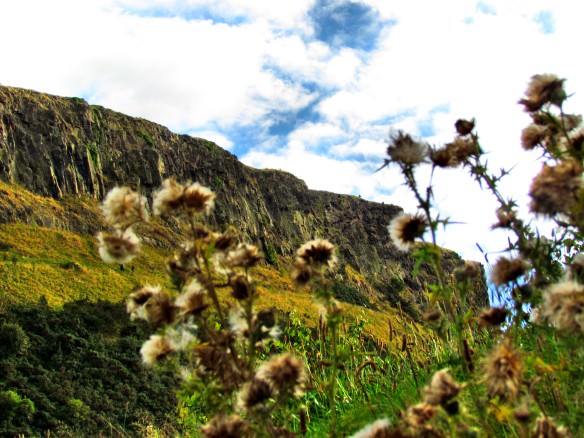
left=490, top=257, right=529, bottom=286
left=386, top=131, right=429, bottom=165
left=529, top=160, right=583, bottom=216
left=201, top=414, right=248, bottom=438
left=406, top=402, right=437, bottom=427
left=423, top=369, right=462, bottom=407
left=127, top=285, right=161, bottom=315
left=388, top=213, right=427, bottom=252
left=175, top=279, right=208, bottom=316
left=153, top=178, right=185, bottom=215
left=183, top=182, right=216, bottom=215
left=349, top=418, right=392, bottom=438
left=236, top=377, right=273, bottom=410
left=478, top=307, right=509, bottom=328
left=296, top=239, right=337, bottom=269
left=97, top=229, right=141, bottom=264
left=256, top=353, right=306, bottom=397
left=519, top=74, right=567, bottom=112
left=521, top=124, right=551, bottom=150
left=483, top=342, right=522, bottom=401
left=226, top=243, right=262, bottom=268
left=140, top=334, right=176, bottom=366
left=430, top=137, right=476, bottom=168
left=101, top=186, right=148, bottom=226
left=541, top=280, right=584, bottom=333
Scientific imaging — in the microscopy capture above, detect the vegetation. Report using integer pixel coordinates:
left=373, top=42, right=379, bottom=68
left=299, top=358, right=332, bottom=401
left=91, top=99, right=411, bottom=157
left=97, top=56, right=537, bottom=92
left=1, top=74, right=583, bottom=437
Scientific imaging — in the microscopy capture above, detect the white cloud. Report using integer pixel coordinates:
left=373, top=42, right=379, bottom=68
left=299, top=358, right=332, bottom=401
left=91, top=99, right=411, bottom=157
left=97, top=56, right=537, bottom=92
left=187, top=130, right=234, bottom=150
left=2, top=0, right=584, bottom=264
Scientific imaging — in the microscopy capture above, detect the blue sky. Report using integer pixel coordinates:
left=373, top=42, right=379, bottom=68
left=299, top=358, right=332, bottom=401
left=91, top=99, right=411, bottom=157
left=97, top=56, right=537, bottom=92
left=1, top=0, right=583, bottom=265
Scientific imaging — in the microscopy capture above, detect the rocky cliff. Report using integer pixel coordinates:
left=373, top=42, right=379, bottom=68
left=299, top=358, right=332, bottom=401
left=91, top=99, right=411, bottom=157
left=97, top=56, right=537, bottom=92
left=0, top=85, right=488, bottom=310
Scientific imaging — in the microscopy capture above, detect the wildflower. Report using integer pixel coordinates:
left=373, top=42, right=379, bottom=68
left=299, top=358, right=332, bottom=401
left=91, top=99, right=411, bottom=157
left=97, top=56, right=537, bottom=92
left=229, top=273, right=251, bottom=300
left=183, top=182, right=216, bottom=214
left=529, top=160, right=583, bottom=216
left=256, top=353, right=306, bottom=397
left=454, top=118, right=475, bottom=136
left=140, top=334, right=176, bottom=366
left=492, top=207, right=520, bottom=229
left=532, top=416, right=570, bottom=437
left=490, top=257, right=529, bottom=286
left=201, top=414, right=248, bottom=438
left=349, top=418, right=393, bottom=438
left=430, top=137, right=476, bottom=168
left=388, top=213, right=427, bottom=252
left=483, top=342, right=522, bottom=401
left=563, top=113, right=583, bottom=131
left=126, top=285, right=161, bottom=315
left=405, top=402, right=437, bottom=428
left=454, top=261, right=483, bottom=282
left=97, top=228, right=141, bottom=264
left=236, top=377, right=273, bottom=410
left=386, top=131, right=428, bottom=165
left=229, top=307, right=249, bottom=338
left=153, top=178, right=185, bottom=215
left=540, top=280, right=584, bottom=332
left=478, top=307, right=508, bottom=328
left=423, top=369, right=462, bottom=408
left=291, top=259, right=313, bottom=286
left=226, top=243, right=262, bottom=268
left=519, top=74, right=567, bottom=112
left=101, top=186, right=148, bottom=226
left=296, top=239, right=337, bottom=269
left=175, top=279, right=208, bottom=316
left=521, top=124, right=550, bottom=150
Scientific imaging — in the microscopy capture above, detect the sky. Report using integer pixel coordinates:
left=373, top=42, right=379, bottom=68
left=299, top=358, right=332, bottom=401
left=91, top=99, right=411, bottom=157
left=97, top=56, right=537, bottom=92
left=1, top=0, right=583, bottom=266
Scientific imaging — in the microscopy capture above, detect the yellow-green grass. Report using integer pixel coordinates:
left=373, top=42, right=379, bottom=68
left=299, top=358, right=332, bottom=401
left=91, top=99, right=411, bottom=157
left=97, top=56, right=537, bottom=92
left=0, top=222, right=170, bottom=307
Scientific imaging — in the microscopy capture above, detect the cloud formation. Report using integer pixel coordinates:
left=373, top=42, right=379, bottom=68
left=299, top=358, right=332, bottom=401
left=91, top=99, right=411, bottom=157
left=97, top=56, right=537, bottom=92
left=1, top=0, right=583, bottom=264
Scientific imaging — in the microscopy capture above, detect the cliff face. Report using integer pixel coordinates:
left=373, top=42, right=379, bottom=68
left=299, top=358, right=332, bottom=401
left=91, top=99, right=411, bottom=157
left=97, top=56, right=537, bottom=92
left=0, top=85, right=488, bottom=308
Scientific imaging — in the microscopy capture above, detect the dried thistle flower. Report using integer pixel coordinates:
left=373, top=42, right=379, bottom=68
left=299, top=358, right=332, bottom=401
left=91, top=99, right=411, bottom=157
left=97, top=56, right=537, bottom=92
left=101, top=186, right=148, bottom=226
left=430, top=137, right=476, bottom=168
left=423, top=369, right=462, bottom=408
left=521, top=124, right=551, bottom=150
left=296, top=239, right=337, bottom=269
left=183, top=182, right=216, bottom=215
left=153, top=178, right=185, bottom=215
left=454, top=261, right=483, bottom=282
left=226, top=243, right=262, bottom=268
left=127, top=285, right=161, bottom=315
left=483, top=342, right=522, bottom=401
left=291, top=259, right=313, bottom=286
left=236, top=377, right=273, bottom=410
left=478, top=307, right=508, bottom=328
left=175, top=279, right=208, bottom=316
left=388, top=213, right=427, bottom=252
left=529, top=160, right=583, bottom=216
left=143, top=289, right=175, bottom=327
left=405, top=402, right=437, bottom=428
left=540, top=280, right=584, bottom=333
left=349, top=418, right=393, bottom=438
left=97, top=229, right=141, bottom=264
left=387, top=131, right=428, bottom=165
left=140, top=334, right=176, bottom=366
left=201, top=414, right=248, bottom=438
left=256, top=353, right=306, bottom=397
left=455, top=118, right=476, bottom=136
left=519, top=74, right=567, bottom=112
left=532, top=416, right=570, bottom=437
left=492, top=207, right=520, bottom=229
left=490, top=257, right=529, bottom=286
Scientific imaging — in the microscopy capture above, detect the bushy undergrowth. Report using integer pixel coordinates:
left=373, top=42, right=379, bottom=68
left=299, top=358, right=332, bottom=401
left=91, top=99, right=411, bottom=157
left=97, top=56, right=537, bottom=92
left=0, top=300, right=180, bottom=436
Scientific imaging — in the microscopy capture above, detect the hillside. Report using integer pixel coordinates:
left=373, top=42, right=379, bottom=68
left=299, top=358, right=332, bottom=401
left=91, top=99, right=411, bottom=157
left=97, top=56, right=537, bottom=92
left=0, top=84, right=487, bottom=314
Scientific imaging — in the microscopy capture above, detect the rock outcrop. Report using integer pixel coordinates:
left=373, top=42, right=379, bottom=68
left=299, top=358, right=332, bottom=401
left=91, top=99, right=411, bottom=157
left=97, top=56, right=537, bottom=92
left=0, top=85, right=488, bottom=309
